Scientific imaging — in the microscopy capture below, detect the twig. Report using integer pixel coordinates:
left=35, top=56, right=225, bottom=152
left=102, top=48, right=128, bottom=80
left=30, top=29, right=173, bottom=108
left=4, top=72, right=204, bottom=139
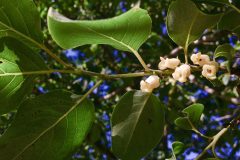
left=195, top=114, right=240, bottom=160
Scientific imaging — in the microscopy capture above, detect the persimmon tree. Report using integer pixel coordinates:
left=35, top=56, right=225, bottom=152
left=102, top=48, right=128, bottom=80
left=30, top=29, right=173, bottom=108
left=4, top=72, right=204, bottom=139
left=0, top=0, right=239, bottom=159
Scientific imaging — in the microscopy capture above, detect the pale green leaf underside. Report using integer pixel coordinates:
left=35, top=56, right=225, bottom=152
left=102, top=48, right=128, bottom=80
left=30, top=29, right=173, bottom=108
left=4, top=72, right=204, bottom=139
left=111, top=90, right=165, bottom=160
left=0, top=90, right=95, bottom=160
left=214, top=44, right=235, bottom=72
left=47, top=7, right=152, bottom=52
left=167, top=0, right=222, bottom=48
left=0, top=38, right=47, bottom=114
left=0, top=0, right=42, bottom=49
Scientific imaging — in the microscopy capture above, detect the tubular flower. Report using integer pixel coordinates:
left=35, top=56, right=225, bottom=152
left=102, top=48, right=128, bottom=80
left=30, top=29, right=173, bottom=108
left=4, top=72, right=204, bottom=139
left=202, top=61, right=219, bottom=80
left=158, top=57, right=180, bottom=70
left=190, top=52, right=210, bottom=66
left=140, top=75, right=160, bottom=92
left=172, top=64, right=191, bottom=83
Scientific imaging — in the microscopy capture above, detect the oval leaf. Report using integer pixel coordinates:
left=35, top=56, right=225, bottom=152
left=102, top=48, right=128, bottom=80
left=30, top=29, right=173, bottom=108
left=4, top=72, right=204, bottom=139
left=175, top=117, right=192, bottom=130
left=214, top=44, right=235, bottom=72
left=175, top=103, right=204, bottom=130
left=167, top=0, right=222, bottom=48
left=0, top=90, right=95, bottom=159
left=47, top=7, right=152, bottom=52
left=183, top=103, right=204, bottom=124
left=218, top=10, right=240, bottom=37
left=111, top=90, right=165, bottom=160
left=0, top=38, right=47, bottom=114
left=172, top=141, right=185, bottom=156
left=0, top=0, right=43, bottom=49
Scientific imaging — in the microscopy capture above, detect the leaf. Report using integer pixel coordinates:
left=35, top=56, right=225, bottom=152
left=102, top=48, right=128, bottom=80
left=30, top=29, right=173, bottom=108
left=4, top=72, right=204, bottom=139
left=47, top=7, right=151, bottom=52
left=172, top=141, right=185, bottom=156
left=183, top=103, right=204, bottom=123
left=0, top=38, right=47, bottom=114
left=214, top=44, right=235, bottom=72
left=175, top=117, right=192, bottom=130
left=0, top=0, right=42, bottom=50
left=87, top=123, right=102, bottom=144
left=0, top=90, right=95, bottom=160
left=218, top=10, right=240, bottom=37
left=194, top=0, right=230, bottom=5
left=210, top=0, right=229, bottom=4
left=167, top=0, right=222, bottom=48
left=222, top=73, right=231, bottom=85
left=111, top=91, right=165, bottom=160
left=175, top=103, right=204, bottom=130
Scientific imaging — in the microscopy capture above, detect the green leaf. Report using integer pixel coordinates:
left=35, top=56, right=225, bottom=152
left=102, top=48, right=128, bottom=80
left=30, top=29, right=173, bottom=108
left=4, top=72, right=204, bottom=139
left=87, top=123, right=102, bottom=144
left=194, top=0, right=230, bottom=5
left=183, top=103, right=204, bottom=123
left=165, top=141, right=186, bottom=160
left=175, top=117, right=192, bottom=130
left=47, top=7, right=151, bottom=52
left=214, top=44, right=235, bottom=72
left=0, top=38, right=47, bottom=114
left=209, top=0, right=229, bottom=4
left=175, top=103, right=204, bottom=130
left=0, top=0, right=42, bottom=49
left=111, top=91, right=165, bottom=160
left=218, top=10, right=240, bottom=37
left=167, top=0, right=222, bottom=48
left=172, top=141, right=185, bottom=156
left=0, top=90, right=95, bottom=160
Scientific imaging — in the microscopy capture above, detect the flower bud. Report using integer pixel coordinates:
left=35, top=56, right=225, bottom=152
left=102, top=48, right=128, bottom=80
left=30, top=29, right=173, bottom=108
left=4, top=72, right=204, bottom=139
left=140, top=75, right=160, bottom=92
left=158, top=57, right=180, bottom=70
left=191, top=52, right=210, bottom=66
left=172, top=64, right=191, bottom=83
left=202, top=61, right=219, bottom=80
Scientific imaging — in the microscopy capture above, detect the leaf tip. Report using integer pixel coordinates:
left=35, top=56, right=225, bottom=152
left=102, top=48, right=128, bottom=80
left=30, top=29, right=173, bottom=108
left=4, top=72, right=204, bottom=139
left=47, top=7, right=71, bottom=22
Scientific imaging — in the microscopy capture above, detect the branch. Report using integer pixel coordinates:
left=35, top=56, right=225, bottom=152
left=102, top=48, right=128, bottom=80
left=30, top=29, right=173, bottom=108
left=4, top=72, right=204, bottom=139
left=195, top=113, right=240, bottom=160
left=0, top=69, right=151, bottom=79
left=0, top=64, right=227, bottom=80
left=0, top=20, right=74, bottom=69
left=187, top=118, right=213, bottom=140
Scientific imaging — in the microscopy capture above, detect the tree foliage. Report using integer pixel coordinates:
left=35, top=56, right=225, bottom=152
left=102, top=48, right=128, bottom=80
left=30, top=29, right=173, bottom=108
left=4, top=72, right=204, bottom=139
left=0, top=0, right=240, bottom=160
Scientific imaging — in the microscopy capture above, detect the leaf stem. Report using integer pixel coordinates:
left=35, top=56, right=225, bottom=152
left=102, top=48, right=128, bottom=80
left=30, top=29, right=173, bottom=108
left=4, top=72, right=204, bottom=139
left=229, top=4, right=240, bottom=14
left=40, top=45, right=74, bottom=69
left=184, top=46, right=189, bottom=64
left=187, top=118, right=213, bottom=140
left=0, top=21, right=73, bottom=69
left=128, top=47, right=150, bottom=71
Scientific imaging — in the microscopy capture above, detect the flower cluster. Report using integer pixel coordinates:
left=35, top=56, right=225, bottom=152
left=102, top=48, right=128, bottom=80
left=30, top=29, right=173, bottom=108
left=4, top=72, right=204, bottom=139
left=191, top=52, right=219, bottom=80
left=140, top=75, right=160, bottom=92
left=140, top=52, right=219, bottom=92
left=159, top=57, right=190, bottom=83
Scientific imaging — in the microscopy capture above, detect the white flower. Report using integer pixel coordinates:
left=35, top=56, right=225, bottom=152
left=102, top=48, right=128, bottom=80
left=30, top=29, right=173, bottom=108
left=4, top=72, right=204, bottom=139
left=172, top=64, right=191, bottom=83
left=158, top=57, right=180, bottom=70
left=140, top=75, right=160, bottom=92
left=190, top=52, right=210, bottom=66
left=202, top=61, right=219, bottom=80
